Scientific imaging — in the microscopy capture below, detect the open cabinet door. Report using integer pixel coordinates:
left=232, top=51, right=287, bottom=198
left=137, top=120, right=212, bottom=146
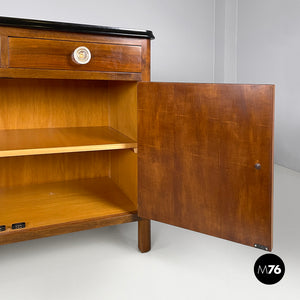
left=137, top=83, right=274, bottom=250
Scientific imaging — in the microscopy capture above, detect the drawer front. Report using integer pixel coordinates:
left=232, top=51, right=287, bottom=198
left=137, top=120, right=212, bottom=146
left=8, top=37, right=142, bottom=73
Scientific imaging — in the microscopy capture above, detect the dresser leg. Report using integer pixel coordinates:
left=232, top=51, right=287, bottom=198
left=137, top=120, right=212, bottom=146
left=138, top=218, right=151, bottom=253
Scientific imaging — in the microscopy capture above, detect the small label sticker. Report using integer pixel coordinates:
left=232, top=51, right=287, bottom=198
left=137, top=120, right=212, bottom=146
left=12, top=222, right=26, bottom=230
left=0, top=225, right=6, bottom=232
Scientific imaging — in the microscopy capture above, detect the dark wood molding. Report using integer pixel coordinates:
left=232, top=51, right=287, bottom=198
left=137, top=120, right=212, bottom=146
left=0, top=16, right=155, bottom=39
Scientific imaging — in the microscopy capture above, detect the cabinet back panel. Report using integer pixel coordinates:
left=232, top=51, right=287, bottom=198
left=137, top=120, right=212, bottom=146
left=0, top=79, right=109, bottom=129
left=0, top=151, right=109, bottom=188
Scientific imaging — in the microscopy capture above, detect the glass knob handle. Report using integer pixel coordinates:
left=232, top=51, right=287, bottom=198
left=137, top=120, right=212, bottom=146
left=72, top=46, right=91, bottom=65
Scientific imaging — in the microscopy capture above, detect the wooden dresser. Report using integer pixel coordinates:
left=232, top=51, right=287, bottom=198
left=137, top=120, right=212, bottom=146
left=0, top=17, right=274, bottom=252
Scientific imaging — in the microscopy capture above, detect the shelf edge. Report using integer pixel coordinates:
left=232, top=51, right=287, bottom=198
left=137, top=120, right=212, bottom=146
left=0, top=212, right=138, bottom=245
left=0, top=143, right=138, bottom=158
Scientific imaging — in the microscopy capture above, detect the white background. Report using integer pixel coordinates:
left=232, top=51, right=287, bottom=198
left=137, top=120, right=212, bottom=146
left=0, top=1, right=299, bottom=299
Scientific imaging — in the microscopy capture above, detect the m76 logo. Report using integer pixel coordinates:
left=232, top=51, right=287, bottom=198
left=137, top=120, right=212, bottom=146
left=257, top=265, right=282, bottom=275
left=254, top=254, right=285, bottom=284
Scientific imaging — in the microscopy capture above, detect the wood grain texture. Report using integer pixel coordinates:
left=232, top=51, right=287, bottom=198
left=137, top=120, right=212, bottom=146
left=0, top=78, right=139, bottom=200
left=0, top=68, right=141, bottom=81
left=0, top=126, right=137, bottom=157
left=0, top=25, right=150, bottom=247
left=0, top=176, right=136, bottom=228
left=138, top=218, right=151, bottom=253
left=0, top=79, right=109, bottom=130
left=0, top=35, right=8, bottom=67
left=0, top=27, right=143, bottom=81
left=0, top=151, right=109, bottom=188
left=0, top=176, right=138, bottom=245
left=109, top=82, right=138, bottom=205
left=137, top=40, right=151, bottom=248
left=8, top=37, right=142, bottom=73
left=141, top=39, right=150, bottom=81
left=108, top=82, right=137, bottom=140
left=0, top=78, right=140, bottom=245
left=138, top=82, right=274, bottom=250
left=111, top=150, right=137, bottom=205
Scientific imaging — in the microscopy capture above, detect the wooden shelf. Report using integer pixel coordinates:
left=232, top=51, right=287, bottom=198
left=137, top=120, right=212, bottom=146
left=0, top=177, right=137, bottom=244
left=0, top=126, right=137, bottom=157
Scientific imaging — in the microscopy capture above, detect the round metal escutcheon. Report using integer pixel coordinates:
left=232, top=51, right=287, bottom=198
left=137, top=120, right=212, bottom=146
left=255, top=163, right=261, bottom=170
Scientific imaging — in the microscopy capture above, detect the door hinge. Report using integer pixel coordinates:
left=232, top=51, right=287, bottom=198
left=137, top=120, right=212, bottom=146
left=254, top=244, right=269, bottom=251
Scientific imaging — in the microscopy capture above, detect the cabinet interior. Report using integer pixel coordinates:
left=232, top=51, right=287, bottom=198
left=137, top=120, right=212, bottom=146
left=0, top=79, right=138, bottom=233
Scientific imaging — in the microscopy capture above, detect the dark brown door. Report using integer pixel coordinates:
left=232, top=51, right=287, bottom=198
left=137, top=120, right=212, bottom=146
left=137, top=83, right=274, bottom=250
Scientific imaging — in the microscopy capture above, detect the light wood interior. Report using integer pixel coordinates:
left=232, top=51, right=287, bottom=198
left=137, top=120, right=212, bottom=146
left=109, top=82, right=138, bottom=206
left=0, top=79, right=138, bottom=234
left=0, top=177, right=137, bottom=230
left=0, top=151, right=111, bottom=187
left=0, top=79, right=109, bottom=129
left=0, top=126, right=137, bottom=157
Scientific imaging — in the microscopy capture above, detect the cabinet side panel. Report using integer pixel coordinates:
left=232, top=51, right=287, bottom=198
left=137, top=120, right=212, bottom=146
left=108, top=82, right=137, bottom=140
left=110, top=150, right=137, bottom=206
left=141, top=39, right=150, bottom=82
left=109, top=82, right=138, bottom=206
left=138, top=82, right=274, bottom=250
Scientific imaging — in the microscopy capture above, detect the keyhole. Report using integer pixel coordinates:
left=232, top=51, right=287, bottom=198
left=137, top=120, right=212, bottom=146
left=255, top=163, right=261, bottom=170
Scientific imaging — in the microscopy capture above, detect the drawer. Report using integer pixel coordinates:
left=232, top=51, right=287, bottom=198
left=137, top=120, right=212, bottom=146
left=8, top=37, right=142, bottom=73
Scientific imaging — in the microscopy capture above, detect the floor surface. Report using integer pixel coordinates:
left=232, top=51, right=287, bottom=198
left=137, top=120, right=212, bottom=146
left=0, top=164, right=299, bottom=299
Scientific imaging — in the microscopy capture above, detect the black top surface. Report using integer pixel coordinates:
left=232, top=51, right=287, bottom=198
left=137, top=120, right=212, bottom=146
left=0, top=16, right=155, bottom=39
